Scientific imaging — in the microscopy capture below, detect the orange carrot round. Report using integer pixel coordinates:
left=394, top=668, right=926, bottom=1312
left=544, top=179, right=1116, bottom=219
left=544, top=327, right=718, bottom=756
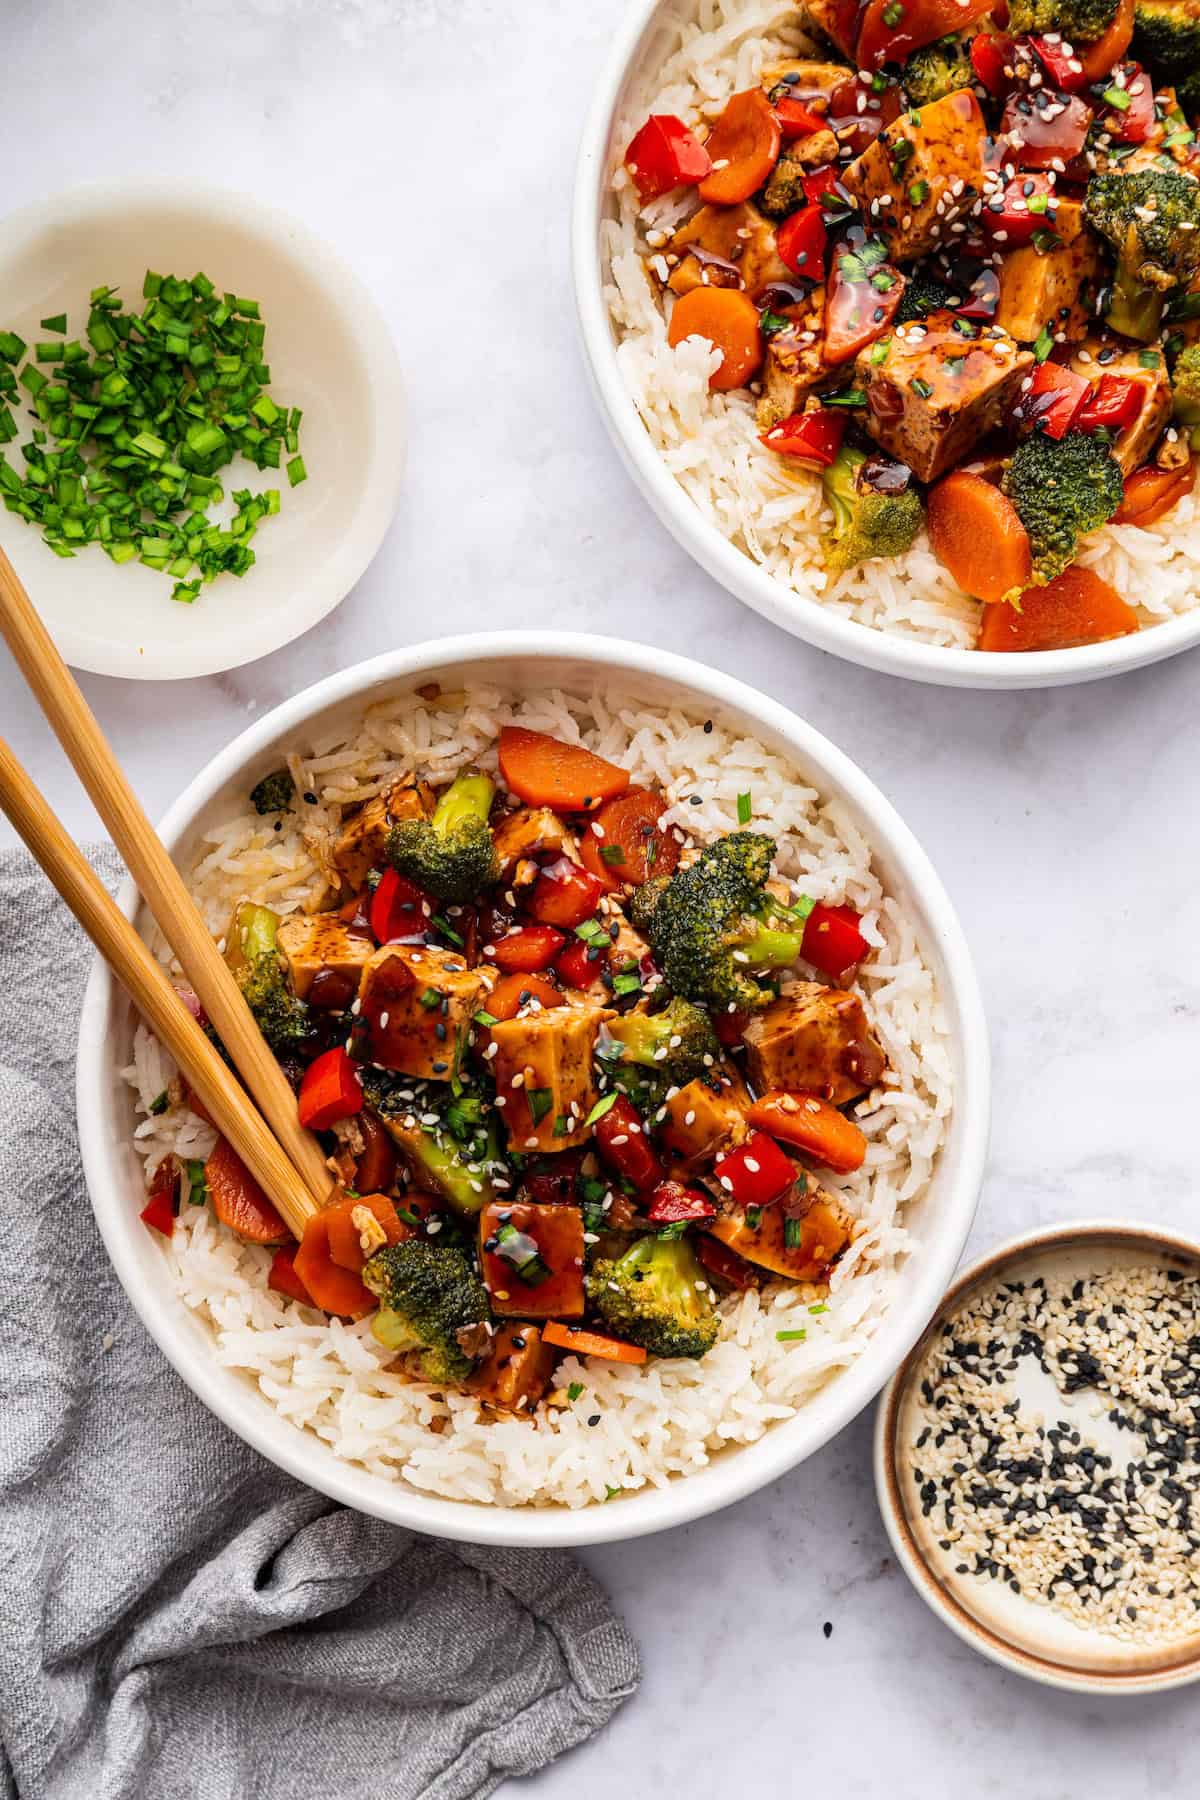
left=542, top=1321, right=647, bottom=1365
left=746, top=1091, right=868, bottom=1174
left=978, top=565, right=1139, bottom=652
left=928, top=470, right=1033, bottom=603
left=204, top=1137, right=290, bottom=1245
left=497, top=726, right=630, bottom=811
left=294, top=1211, right=377, bottom=1317
left=268, top=1245, right=313, bottom=1305
left=325, top=1193, right=405, bottom=1273
left=698, top=89, right=781, bottom=205
left=1115, top=461, right=1196, bottom=528
left=486, top=971, right=565, bottom=1021
left=578, top=787, right=682, bottom=892
left=668, top=288, right=763, bottom=391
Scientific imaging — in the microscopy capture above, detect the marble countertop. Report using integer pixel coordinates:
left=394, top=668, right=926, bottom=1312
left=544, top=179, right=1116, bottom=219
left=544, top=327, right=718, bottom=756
left=3, top=1, right=1197, bottom=1794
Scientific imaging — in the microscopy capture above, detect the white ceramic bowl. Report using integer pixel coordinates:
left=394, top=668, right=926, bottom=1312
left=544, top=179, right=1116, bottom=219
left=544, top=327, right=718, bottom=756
left=77, top=632, right=989, bottom=1546
left=0, top=181, right=404, bottom=680
left=572, top=0, right=1200, bottom=690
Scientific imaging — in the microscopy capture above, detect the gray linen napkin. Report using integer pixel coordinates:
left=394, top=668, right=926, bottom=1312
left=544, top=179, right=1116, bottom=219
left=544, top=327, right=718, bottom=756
left=0, top=845, right=639, bottom=1800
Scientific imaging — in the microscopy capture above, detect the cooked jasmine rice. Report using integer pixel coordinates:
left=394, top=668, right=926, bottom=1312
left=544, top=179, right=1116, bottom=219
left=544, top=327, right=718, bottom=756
left=602, top=0, right=1200, bottom=648
left=123, top=682, right=952, bottom=1508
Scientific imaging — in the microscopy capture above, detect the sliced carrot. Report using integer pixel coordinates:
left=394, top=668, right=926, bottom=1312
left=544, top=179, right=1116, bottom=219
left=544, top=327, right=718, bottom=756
left=204, top=1137, right=290, bottom=1245
left=978, top=565, right=1139, bottom=652
left=746, top=1090, right=868, bottom=1174
left=486, top=971, right=565, bottom=1022
left=927, top=470, right=1033, bottom=603
left=578, top=786, right=682, bottom=893
left=542, top=1321, right=648, bottom=1365
left=497, top=726, right=630, bottom=812
left=698, top=89, right=782, bottom=205
left=1075, top=0, right=1133, bottom=82
left=668, top=287, right=763, bottom=391
left=268, top=1245, right=313, bottom=1304
left=293, top=1211, right=377, bottom=1317
left=1115, top=461, right=1196, bottom=528
left=325, top=1193, right=405, bottom=1273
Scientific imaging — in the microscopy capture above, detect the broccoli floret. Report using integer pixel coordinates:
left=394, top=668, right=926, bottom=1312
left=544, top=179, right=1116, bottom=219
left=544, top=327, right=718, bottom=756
left=1085, top=170, right=1200, bottom=340
left=1001, top=430, right=1125, bottom=589
left=758, top=143, right=818, bottom=219
left=249, top=768, right=294, bottom=814
left=227, top=902, right=311, bottom=1054
left=361, top=1071, right=507, bottom=1215
left=630, top=832, right=806, bottom=1013
left=822, top=444, right=924, bottom=576
left=1170, top=342, right=1200, bottom=445
left=1007, top=0, right=1118, bottom=41
left=363, top=1240, right=490, bottom=1384
left=902, top=35, right=974, bottom=107
left=604, top=998, right=720, bottom=1087
left=386, top=770, right=497, bottom=904
left=895, top=266, right=959, bottom=323
left=1133, top=0, right=1200, bottom=83
left=587, top=1234, right=719, bottom=1359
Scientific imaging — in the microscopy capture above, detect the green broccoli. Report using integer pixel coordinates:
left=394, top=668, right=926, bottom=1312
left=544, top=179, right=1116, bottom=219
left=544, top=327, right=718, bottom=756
left=895, top=267, right=960, bottom=324
left=249, top=768, right=295, bottom=814
left=630, top=833, right=806, bottom=1013
left=361, top=1071, right=508, bottom=1215
left=822, top=444, right=924, bottom=576
left=587, top=1234, right=719, bottom=1359
left=1085, top=170, right=1200, bottom=341
left=604, top=998, right=719, bottom=1085
left=1170, top=342, right=1200, bottom=446
left=902, top=36, right=974, bottom=107
left=227, top=901, right=311, bottom=1054
left=363, top=1240, right=490, bottom=1383
left=1133, top=0, right=1200, bottom=82
left=386, top=770, right=497, bottom=904
left=758, top=143, right=819, bottom=220
left=1001, top=430, right=1125, bottom=589
left=1007, top=0, right=1118, bottom=40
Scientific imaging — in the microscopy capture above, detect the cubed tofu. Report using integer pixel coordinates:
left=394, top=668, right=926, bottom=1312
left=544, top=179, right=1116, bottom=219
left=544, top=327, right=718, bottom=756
left=492, top=806, right=579, bottom=885
left=659, top=1072, right=751, bottom=1168
left=356, top=943, right=493, bottom=1080
left=841, top=89, right=988, bottom=261
left=708, top=1185, right=853, bottom=1281
left=478, top=1203, right=586, bottom=1320
left=276, top=913, right=374, bottom=1002
left=756, top=286, right=834, bottom=429
left=667, top=202, right=792, bottom=299
left=795, top=0, right=858, bottom=58
left=742, top=981, right=886, bottom=1106
left=758, top=133, right=841, bottom=216
left=761, top=58, right=854, bottom=102
left=856, top=313, right=1033, bottom=483
left=489, top=1002, right=615, bottom=1153
left=995, top=200, right=1101, bottom=345
left=465, top=1323, right=558, bottom=1409
left=1068, top=338, right=1172, bottom=475
left=332, top=777, right=434, bottom=892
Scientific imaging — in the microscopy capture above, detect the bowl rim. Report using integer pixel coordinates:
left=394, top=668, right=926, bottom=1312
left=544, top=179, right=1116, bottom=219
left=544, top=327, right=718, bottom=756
left=873, top=1217, right=1200, bottom=1693
left=76, top=629, right=990, bottom=1545
left=0, top=177, right=405, bottom=680
left=570, top=0, right=1200, bottom=692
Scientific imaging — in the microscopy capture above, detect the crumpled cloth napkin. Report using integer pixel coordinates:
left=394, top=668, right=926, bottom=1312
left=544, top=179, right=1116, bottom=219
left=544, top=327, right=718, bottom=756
left=0, top=845, right=639, bottom=1800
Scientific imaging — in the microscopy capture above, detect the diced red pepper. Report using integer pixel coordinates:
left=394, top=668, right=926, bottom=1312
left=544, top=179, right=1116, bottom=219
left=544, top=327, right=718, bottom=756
left=1027, top=34, right=1088, bottom=92
left=1075, top=373, right=1144, bottom=435
left=970, top=32, right=1017, bottom=98
left=527, top=857, right=606, bottom=930
left=856, top=0, right=995, bottom=68
left=1100, top=63, right=1155, bottom=143
left=802, top=901, right=868, bottom=979
left=695, top=1232, right=760, bottom=1289
left=523, top=1147, right=586, bottom=1207
left=824, top=227, right=906, bottom=365
left=775, top=95, right=827, bottom=139
left=624, top=114, right=713, bottom=201
left=955, top=265, right=1001, bottom=323
left=486, top=924, right=566, bottom=974
left=980, top=173, right=1059, bottom=248
left=1001, top=92, right=1092, bottom=169
left=776, top=204, right=829, bottom=281
left=713, top=1131, right=796, bottom=1209
left=297, top=1046, right=364, bottom=1132
left=1016, top=360, right=1089, bottom=440
left=646, top=1180, right=717, bottom=1225
left=759, top=409, right=846, bottom=466
left=369, top=866, right=430, bottom=945
left=555, top=936, right=607, bottom=989
left=268, top=1245, right=313, bottom=1304
left=802, top=166, right=851, bottom=210
left=140, top=1159, right=177, bottom=1238
left=714, top=1008, right=749, bottom=1048
left=594, top=1094, right=664, bottom=1193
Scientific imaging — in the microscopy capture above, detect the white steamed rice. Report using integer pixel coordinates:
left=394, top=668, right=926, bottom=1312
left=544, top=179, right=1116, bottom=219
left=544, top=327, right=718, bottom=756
left=123, top=681, right=953, bottom=1508
left=603, top=0, right=1200, bottom=648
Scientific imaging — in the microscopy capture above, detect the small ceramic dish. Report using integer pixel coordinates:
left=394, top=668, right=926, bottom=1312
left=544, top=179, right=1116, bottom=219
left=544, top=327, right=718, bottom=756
left=875, top=1221, right=1200, bottom=1694
left=0, top=181, right=404, bottom=680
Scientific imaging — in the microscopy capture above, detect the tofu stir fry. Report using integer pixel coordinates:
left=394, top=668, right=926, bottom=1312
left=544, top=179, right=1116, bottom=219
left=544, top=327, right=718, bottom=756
left=626, top=0, right=1200, bottom=651
left=147, top=728, right=889, bottom=1413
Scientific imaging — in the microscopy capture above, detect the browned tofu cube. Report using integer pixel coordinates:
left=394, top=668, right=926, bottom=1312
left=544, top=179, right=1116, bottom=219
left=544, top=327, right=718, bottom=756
left=708, top=1187, right=853, bottom=1282
left=761, top=58, right=853, bottom=102
left=276, top=912, right=373, bottom=1003
left=756, top=287, right=834, bottom=430
left=659, top=1073, right=751, bottom=1168
left=792, top=0, right=857, bottom=57
left=667, top=201, right=792, bottom=300
left=488, top=1003, right=614, bottom=1153
left=1067, top=338, right=1172, bottom=475
left=356, top=943, right=493, bottom=1080
left=742, top=982, right=886, bottom=1106
left=841, top=90, right=988, bottom=261
left=758, top=134, right=840, bottom=217
left=465, top=1323, right=558, bottom=1410
left=856, top=313, right=1033, bottom=483
left=332, top=776, right=434, bottom=892
left=492, top=806, right=578, bottom=886
left=478, top=1203, right=585, bottom=1320
left=996, top=200, right=1101, bottom=345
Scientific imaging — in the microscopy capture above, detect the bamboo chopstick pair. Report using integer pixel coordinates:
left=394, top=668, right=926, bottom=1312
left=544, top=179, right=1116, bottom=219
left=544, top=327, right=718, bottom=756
left=0, top=541, right=334, bottom=1239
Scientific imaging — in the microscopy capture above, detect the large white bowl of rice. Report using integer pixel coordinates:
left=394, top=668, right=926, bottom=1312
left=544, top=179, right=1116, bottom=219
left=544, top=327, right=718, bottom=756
left=77, top=634, right=988, bottom=1545
left=574, top=0, right=1200, bottom=688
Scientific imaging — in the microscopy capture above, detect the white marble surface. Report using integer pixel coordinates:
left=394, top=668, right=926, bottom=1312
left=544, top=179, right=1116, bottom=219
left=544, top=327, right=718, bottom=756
left=2, top=2, right=1197, bottom=1794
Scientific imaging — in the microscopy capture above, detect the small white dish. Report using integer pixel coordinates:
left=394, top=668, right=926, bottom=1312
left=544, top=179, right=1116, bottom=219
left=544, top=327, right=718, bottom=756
left=0, top=181, right=404, bottom=680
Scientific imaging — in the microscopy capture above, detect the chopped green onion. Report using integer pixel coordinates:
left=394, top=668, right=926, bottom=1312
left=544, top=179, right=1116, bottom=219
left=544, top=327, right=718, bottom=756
left=528, top=1087, right=554, bottom=1125
left=185, top=1159, right=209, bottom=1207
left=910, top=377, right=933, bottom=399
left=822, top=387, right=868, bottom=406
left=745, top=1205, right=763, bottom=1230
left=600, top=843, right=626, bottom=864
left=474, top=1009, right=499, bottom=1028
left=870, top=339, right=891, bottom=365
left=567, top=1382, right=584, bottom=1401
left=286, top=455, right=307, bottom=487
left=612, top=970, right=642, bottom=997
left=784, top=1216, right=803, bottom=1248
left=809, top=1302, right=828, bottom=1314
left=1031, top=228, right=1062, bottom=254
left=575, top=917, right=609, bottom=945
left=737, top=791, right=752, bottom=824
left=1138, top=349, right=1160, bottom=368
left=419, top=987, right=442, bottom=1010
left=1102, top=85, right=1131, bottom=111
left=1033, top=326, right=1054, bottom=363
left=149, top=1090, right=169, bottom=1116
left=431, top=913, right=464, bottom=946
left=40, top=314, right=67, bottom=333
left=776, top=1327, right=808, bottom=1342
left=907, top=180, right=929, bottom=205
left=585, top=1092, right=619, bottom=1128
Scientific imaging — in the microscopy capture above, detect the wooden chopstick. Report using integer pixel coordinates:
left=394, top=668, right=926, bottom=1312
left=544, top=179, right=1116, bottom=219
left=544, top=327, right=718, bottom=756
left=0, top=734, right=321, bottom=1239
left=0, top=540, right=333, bottom=1211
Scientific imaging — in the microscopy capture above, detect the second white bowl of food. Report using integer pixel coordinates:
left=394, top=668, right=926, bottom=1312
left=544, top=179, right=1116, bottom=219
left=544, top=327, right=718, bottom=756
left=77, top=633, right=988, bottom=1545
left=574, top=0, right=1200, bottom=688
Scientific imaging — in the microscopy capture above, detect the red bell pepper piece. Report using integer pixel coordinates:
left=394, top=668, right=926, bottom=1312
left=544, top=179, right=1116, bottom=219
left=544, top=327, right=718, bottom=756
left=527, top=857, right=606, bottom=930
left=776, top=204, right=829, bottom=281
left=1115, top=459, right=1196, bottom=526
left=695, top=1232, right=760, bottom=1289
left=980, top=173, right=1059, bottom=248
left=594, top=1094, right=664, bottom=1193
left=856, top=0, right=994, bottom=68
left=646, top=1180, right=717, bottom=1225
left=1016, top=360, right=1089, bottom=440
left=268, top=1245, right=313, bottom=1304
left=759, top=409, right=846, bottom=466
left=824, top=226, right=906, bottom=365
left=1027, top=35, right=1088, bottom=92
left=369, top=866, right=430, bottom=945
left=1075, top=373, right=1144, bottom=435
left=775, top=95, right=827, bottom=139
left=713, top=1131, right=796, bottom=1209
left=1100, top=63, right=1155, bottom=143
left=802, top=901, right=869, bottom=979
left=970, top=32, right=1017, bottom=97
left=801, top=167, right=851, bottom=211
left=297, top=1046, right=364, bottom=1131
left=140, top=1158, right=178, bottom=1238
left=624, top=114, right=712, bottom=201
left=555, top=936, right=606, bottom=988
left=1001, top=92, right=1092, bottom=169
left=955, top=266, right=1001, bottom=322
left=714, top=1008, right=749, bottom=1048
left=486, top=924, right=566, bottom=974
